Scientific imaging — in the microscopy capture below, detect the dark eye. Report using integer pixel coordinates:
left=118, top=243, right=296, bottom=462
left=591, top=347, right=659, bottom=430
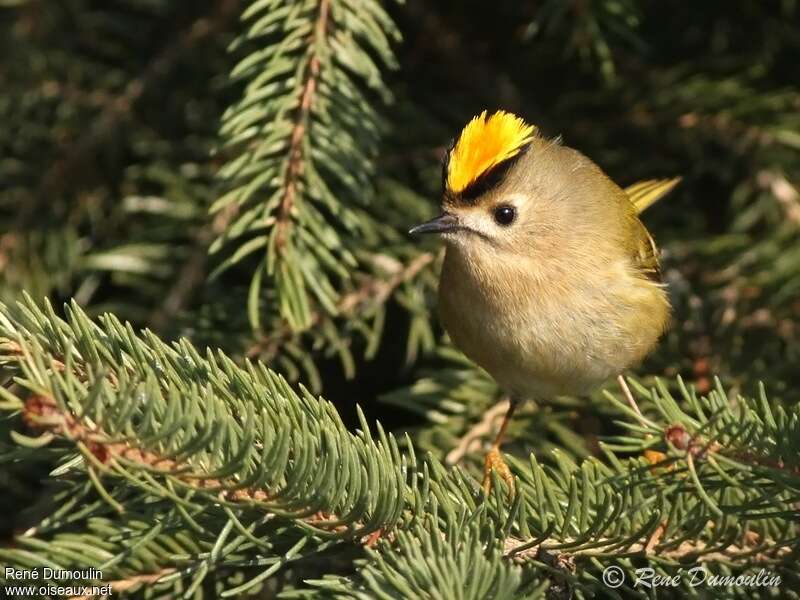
left=493, top=205, right=516, bottom=226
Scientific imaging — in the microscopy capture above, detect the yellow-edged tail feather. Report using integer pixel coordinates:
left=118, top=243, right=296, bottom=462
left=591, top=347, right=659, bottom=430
left=625, top=177, right=682, bottom=214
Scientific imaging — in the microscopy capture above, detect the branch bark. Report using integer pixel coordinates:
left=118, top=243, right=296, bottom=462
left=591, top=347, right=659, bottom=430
left=274, top=0, right=331, bottom=251
left=245, top=251, right=434, bottom=359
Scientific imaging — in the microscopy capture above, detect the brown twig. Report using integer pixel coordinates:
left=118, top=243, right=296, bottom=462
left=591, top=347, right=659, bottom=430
left=246, top=251, right=434, bottom=358
left=274, top=0, right=331, bottom=251
left=445, top=398, right=510, bottom=466
left=68, top=568, right=177, bottom=600
left=337, top=252, right=435, bottom=314
left=147, top=204, right=238, bottom=330
left=504, top=533, right=790, bottom=565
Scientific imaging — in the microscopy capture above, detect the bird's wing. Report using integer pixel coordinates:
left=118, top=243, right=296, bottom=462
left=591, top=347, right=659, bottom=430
left=632, top=222, right=662, bottom=281
left=624, top=177, right=681, bottom=280
left=625, top=177, right=681, bottom=214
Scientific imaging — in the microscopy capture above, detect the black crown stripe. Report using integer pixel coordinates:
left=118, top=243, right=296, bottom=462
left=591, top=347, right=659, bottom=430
left=450, top=142, right=531, bottom=203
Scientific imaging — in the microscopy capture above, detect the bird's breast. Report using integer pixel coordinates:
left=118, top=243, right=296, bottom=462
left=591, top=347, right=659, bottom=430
left=438, top=245, right=669, bottom=398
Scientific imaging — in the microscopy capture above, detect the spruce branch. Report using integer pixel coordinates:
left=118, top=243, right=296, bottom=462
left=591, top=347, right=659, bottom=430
left=273, top=0, right=330, bottom=253
left=212, top=0, right=403, bottom=332
left=0, top=296, right=416, bottom=595
left=2, top=299, right=797, bottom=598
left=2, top=296, right=412, bottom=537
left=313, top=509, right=528, bottom=599
left=245, top=251, right=434, bottom=360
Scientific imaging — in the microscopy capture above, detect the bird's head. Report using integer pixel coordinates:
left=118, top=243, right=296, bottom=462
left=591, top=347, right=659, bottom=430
left=410, top=110, right=629, bottom=261
left=410, top=111, right=555, bottom=255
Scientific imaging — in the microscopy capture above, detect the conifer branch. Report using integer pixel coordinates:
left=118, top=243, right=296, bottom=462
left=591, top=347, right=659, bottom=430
left=1, top=295, right=412, bottom=531
left=504, top=532, right=791, bottom=565
left=245, top=251, right=434, bottom=359
left=275, top=0, right=330, bottom=251
left=212, top=0, right=402, bottom=331
left=1, top=297, right=798, bottom=596
left=21, top=390, right=399, bottom=543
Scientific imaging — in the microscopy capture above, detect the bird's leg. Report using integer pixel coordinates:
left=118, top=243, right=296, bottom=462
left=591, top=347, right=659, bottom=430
left=482, top=396, right=521, bottom=496
left=617, top=374, right=650, bottom=429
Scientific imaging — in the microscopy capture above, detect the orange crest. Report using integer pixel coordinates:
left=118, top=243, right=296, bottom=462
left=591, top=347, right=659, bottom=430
left=446, top=110, right=536, bottom=194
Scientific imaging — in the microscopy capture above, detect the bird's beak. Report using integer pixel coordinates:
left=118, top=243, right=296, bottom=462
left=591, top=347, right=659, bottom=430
left=408, top=213, right=459, bottom=236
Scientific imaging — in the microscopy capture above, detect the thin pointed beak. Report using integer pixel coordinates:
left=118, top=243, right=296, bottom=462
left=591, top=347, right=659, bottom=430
left=408, top=213, right=459, bottom=236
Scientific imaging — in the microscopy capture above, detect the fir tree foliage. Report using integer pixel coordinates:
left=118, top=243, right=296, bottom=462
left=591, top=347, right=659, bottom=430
left=0, top=298, right=797, bottom=597
left=211, top=0, right=402, bottom=331
left=207, top=0, right=437, bottom=386
left=0, top=297, right=412, bottom=596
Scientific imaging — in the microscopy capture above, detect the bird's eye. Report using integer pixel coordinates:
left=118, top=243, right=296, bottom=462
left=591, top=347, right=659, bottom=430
left=493, top=205, right=516, bottom=226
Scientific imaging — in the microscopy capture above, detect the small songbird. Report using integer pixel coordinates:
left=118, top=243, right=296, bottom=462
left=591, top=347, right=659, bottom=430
left=409, top=110, right=679, bottom=492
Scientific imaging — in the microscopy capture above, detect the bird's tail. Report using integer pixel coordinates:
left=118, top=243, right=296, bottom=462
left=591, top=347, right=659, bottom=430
left=625, top=177, right=682, bottom=214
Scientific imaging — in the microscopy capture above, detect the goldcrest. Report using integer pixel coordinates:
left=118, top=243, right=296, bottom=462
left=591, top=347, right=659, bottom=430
left=410, top=110, right=679, bottom=491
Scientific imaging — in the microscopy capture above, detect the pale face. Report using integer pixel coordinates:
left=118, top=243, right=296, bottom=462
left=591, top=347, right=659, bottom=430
left=410, top=134, right=595, bottom=261
left=441, top=193, right=532, bottom=252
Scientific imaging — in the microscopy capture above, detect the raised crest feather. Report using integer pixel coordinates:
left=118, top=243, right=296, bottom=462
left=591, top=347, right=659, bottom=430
left=446, top=110, right=536, bottom=194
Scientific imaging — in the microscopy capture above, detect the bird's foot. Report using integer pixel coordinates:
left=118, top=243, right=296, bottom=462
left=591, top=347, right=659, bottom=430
left=482, top=446, right=515, bottom=497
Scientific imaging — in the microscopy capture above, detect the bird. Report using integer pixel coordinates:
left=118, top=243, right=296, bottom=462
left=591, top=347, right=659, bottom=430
left=409, top=110, right=679, bottom=494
